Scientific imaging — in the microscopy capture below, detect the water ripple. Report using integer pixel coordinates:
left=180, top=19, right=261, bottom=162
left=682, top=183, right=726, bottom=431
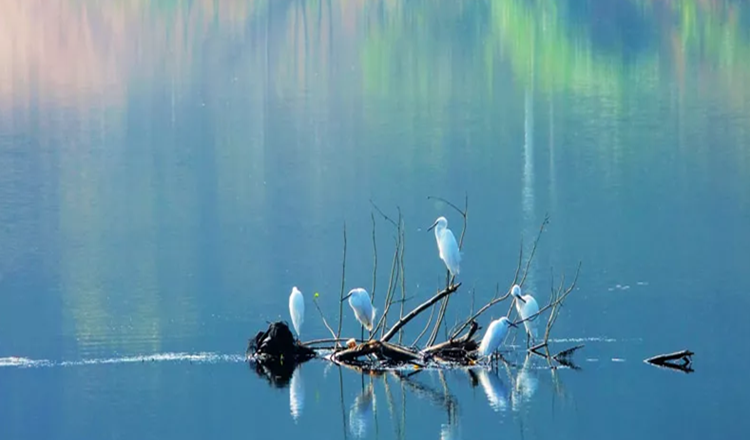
left=0, top=352, right=246, bottom=369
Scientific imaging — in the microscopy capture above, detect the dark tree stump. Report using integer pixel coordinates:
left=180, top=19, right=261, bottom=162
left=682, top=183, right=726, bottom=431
left=247, top=322, right=316, bottom=387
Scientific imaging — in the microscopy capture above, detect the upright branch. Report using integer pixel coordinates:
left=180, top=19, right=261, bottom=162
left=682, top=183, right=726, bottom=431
left=368, top=202, right=403, bottom=340
left=411, top=300, right=437, bottom=348
left=527, top=262, right=582, bottom=360
left=520, top=214, right=550, bottom=287
left=505, top=214, right=550, bottom=320
left=371, top=212, right=378, bottom=304
left=335, top=223, right=347, bottom=346
left=398, top=212, right=407, bottom=344
left=374, top=239, right=401, bottom=339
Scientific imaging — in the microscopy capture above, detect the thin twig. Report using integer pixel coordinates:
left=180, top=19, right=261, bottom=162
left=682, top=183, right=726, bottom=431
left=512, top=238, right=524, bottom=286
left=398, top=212, right=407, bottom=344
left=451, top=287, right=513, bottom=339
left=313, top=298, right=339, bottom=341
left=411, top=299, right=437, bottom=347
left=372, top=212, right=377, bottom=304
left=370, top=199, right=398, bottom=228
left=372, top=236, right=400, bottom=339
left=520, top=213, right=550, bottom=287
left=512, top=262, right=581, bottom=338
left=335, top=223, right=347, bottom=346
left=427, top=195, right=464, bottom=220
left=427, top=290, right=450, bottom=346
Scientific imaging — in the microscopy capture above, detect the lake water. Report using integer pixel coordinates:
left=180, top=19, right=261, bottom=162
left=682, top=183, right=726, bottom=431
left=1, top=1, right=749, bottom=439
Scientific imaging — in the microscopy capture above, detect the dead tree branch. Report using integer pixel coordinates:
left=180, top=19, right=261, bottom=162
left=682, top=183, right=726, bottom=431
left=645, top=350, right=695, bottom=373
left=312, top=296, right=339, bottom=341
left=335, top=223, right=347, bottom=347
left=381, top=283, right=462, bottom=343
left=371, top=212, right=377, bottom=303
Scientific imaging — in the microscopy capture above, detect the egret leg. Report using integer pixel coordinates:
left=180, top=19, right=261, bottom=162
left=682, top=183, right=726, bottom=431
left=361, top=327, right=364, bottom=344
left=526, top=332, right=530, bottom=349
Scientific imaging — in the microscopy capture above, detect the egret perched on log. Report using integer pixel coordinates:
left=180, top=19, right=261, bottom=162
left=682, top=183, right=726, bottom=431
left=342, top=288, right=376, bottom=339
left=512, top=284, right=539, bottom=347
left=478, top=317, right=516, bottom=358
left=289, top=286, right=304, bottom=338
left=427, top=216, right=461, bottom=278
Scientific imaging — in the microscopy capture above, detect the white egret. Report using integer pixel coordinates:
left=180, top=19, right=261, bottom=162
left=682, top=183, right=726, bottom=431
left=288, top=286, right=304, bottom=338
left=511, top=284, right=539, bottom=347
left=477, top=317, right=516, bottom=357
left=427, top=216, right=461, bottom=278
left=342, top=288, right=376, bottom=333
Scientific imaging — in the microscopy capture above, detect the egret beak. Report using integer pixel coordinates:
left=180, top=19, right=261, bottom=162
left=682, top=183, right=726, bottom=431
left=516, top=296, right=527, bottom=304
left=427, top=220, right=439, bottom=232
left=341, top=292, right=353, bottom=302
left=508, top=321, right=518, bottom=328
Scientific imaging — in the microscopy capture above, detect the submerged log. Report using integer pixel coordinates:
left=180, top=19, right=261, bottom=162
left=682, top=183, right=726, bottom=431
left=332, top=340, right=421, bottom=365
left=421, top=321, right=480, bottom=363
left=644, top=349, right=694, bottom=374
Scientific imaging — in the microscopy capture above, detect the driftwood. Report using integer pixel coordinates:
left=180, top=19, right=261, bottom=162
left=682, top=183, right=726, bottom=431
left=332, top=340, right=421, bottom=365
left=644, top=350, right=694, bottom=374
left=246, top=202, right=585, bottom=375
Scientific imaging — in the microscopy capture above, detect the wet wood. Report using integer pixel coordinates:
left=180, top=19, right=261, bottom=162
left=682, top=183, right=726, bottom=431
left=380, top=283, right=462, bottom=343
left=422, top=321, right=479, bottom=356
left=645, top=349, right=694, bottom=373
left=333, top=340, right=421, bottom=364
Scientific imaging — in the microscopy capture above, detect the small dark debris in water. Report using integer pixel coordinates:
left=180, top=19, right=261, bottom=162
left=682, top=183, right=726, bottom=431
left=644, top=349, right=694, bottom=374
left=247, top=321, right=316, bottom=387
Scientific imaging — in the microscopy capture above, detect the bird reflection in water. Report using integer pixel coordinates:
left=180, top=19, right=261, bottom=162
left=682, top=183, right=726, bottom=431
left=349, top=382, right=376, bottom=438
left=475, top=368, right=511, bottom=413
left=289, top=364, right=305, bottom=423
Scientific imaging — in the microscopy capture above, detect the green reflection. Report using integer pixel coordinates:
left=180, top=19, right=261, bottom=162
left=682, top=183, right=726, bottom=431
left=5, top=0, right=749, bottom=355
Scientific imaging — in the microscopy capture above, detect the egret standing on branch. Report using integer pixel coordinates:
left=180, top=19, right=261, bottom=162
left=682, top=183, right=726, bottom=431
left=427, top=216, right=461, bottom=278
left=288, top=286, right=304, bottom=338
left=512, top=284, right=539, bottom=347
left=342, top=288, right=376, bottom=340
left=478, top=317, right=516, bottom=358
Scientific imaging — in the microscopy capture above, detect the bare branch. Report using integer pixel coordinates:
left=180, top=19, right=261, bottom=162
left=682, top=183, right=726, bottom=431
left=398, top=212, right=407, bottom=344
left=370, top=199, right=398, bottom=228
left=520, top=213, right=550, bottom=287
left=372, top=235, right=401, bottom=339
left=312, top=297, right=339, bottom=341
left=411, top=300, right=437, bottom=347
left=335, top=223, right=347, bottom=346
left=372, top=212, right=378, bottom=304
left=427, top=289, right=451, bottom=347
left=427, top=195, right=466, bottom=219
left=381, top=283, right=462, bottom=343
left=451, top=287, right=513, bottom=339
